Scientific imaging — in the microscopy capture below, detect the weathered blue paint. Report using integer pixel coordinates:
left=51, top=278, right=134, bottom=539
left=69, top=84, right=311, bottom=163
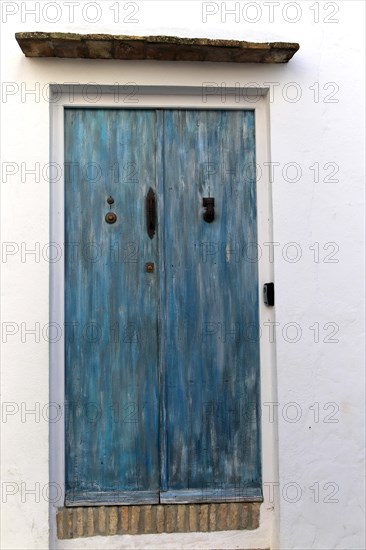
left=161, top=110, right=261, bottom=502
left=64, top=109, right=261, bottom=505
left=64, top=109, right=160, bottom=504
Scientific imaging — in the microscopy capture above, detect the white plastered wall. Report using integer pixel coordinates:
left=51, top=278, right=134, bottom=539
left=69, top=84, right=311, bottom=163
left=0, top=2, right=365, bottom=549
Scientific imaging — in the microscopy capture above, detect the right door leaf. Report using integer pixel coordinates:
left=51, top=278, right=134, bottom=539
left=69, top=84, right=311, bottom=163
left=161, top=110, right=262, bottom=503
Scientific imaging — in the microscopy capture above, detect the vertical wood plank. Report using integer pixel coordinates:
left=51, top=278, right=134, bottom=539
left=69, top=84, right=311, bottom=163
left=64, top=109, right=160, bottom=503
left=162, top=110, right=261, bottom=499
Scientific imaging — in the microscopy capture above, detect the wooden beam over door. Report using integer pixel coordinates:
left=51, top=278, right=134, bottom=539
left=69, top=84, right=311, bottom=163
left=15, top=32, right=299, bottom=63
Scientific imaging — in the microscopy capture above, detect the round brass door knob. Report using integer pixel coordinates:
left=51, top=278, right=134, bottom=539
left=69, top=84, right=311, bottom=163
left=105, top=212, right=117, bottom=224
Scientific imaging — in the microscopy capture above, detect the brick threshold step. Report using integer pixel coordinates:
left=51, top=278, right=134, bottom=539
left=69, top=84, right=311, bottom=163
left=57, top=502, right=260, bottom=539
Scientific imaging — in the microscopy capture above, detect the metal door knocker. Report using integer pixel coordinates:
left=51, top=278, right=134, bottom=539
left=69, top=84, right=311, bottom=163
left=105, top=195, right=117, bottom=224
left=146, top=188, right=156, bottom=239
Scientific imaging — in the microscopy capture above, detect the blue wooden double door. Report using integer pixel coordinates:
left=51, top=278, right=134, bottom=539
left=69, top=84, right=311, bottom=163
left=64, top=108, right=261, bottom=505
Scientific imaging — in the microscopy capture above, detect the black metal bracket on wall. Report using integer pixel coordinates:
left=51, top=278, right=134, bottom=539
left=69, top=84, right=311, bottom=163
left=263, top=283, right=275, bottom=306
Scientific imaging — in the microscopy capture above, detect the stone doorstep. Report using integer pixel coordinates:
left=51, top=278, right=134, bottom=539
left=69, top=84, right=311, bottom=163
left=57, top=502, right=260, bottom=539
left=15, top=32, right=299, bottom=63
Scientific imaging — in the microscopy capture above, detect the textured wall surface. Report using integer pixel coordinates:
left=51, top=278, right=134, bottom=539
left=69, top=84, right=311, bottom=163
left=1, top=1, right=365, bottom=549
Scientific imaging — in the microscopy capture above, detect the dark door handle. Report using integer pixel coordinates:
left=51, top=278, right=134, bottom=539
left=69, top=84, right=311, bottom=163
left=203, top=197, right=215, bottom=223
left=146, top=187, right=156, bottom=239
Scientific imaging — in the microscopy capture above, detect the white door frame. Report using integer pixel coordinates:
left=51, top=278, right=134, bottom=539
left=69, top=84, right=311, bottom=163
left=50, top=84, right=278, bottom=545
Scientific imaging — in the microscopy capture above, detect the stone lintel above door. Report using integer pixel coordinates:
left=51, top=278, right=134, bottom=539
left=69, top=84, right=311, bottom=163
left=15, top=32, right=299, bottom=63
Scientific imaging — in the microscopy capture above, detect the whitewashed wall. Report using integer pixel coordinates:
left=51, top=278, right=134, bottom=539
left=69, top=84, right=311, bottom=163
left=1, top=1, right=365, bottom=549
